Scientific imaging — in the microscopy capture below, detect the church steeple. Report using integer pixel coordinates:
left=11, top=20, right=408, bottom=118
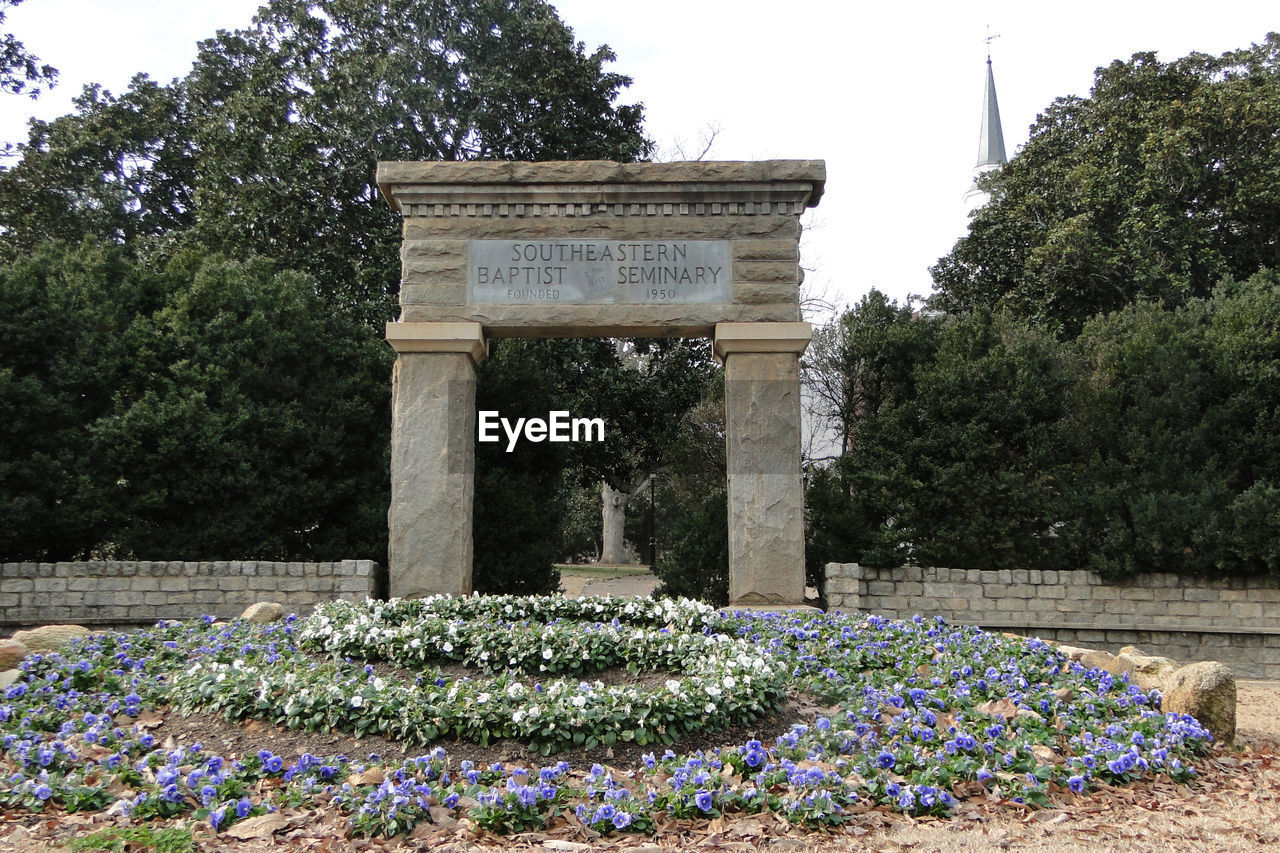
left=965, top=35, right=1008, bottom=205
left=975, top=57, right=1007, bottom=168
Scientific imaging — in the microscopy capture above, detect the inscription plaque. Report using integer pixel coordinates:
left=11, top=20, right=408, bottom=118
left=469, top=240, right=731, bottom=304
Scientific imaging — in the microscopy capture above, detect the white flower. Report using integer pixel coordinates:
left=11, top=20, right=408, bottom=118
left=705, top=702, right=717, bottom=714
left=542, top=648, right=554, bottom=660
left=572, top=695, right=586, bottom=708
left=442, top=642, right=454, bottom=653
left=351, top=695, right=364, bottom=708
left=723, top=675, right=736, bottom=689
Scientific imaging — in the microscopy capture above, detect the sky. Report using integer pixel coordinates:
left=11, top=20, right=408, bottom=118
left=1, top=0, right=1276, bottom=320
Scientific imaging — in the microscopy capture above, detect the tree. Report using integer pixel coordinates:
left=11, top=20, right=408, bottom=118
left=802, top=289, right=935, bottom=457
left=1066, top=272, right=1280, bottom=580
left=97, top=252, right=392, bottom=561
left=0, top=242, right=391, bottom=562
left=803, top=292, right=939, bottom=577
left=0, top=79, right=196, bottom=252
left=805, top=300, right=1080, bottom=573
left=0, top=241, right=156, bottom=558
left=0, top=0, right=56, bottom=97
left=932, top=34, right=1280, bottom=335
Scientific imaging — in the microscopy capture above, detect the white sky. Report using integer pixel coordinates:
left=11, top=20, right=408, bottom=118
left=1, top=0, right=1276, bottom=318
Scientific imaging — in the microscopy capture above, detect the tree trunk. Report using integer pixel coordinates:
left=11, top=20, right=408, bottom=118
left=600, top=481, right=630, bottom=564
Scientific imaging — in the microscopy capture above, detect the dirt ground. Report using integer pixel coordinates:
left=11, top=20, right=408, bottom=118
left=557, top=567, right=660, bottom=599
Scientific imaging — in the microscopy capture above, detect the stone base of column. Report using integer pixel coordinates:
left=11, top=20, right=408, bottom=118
left=715, top=322, right=811, bottom=608
left=386, top=322, right=486, bottom=599
left=719, top=604, right=822, bottom=616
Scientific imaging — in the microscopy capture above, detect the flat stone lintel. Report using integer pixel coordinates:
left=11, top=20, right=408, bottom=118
left=386, top=321, right=488, bottom=363
left=713, top=321, right=812, bottom=363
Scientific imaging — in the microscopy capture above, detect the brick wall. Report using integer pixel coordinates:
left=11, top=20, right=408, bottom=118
left=0, top=561, right=382, bottom=630
left=825, top=563, right=1280, bottom=679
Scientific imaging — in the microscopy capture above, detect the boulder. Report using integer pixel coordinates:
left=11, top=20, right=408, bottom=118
left=241, top=602, right=286, bottom=623
left=1163, top=661, right=1236, bottom=744
left=1112, top=646, right=1180, bottom=690
left=10, top=625, right=91, bottom=654
left=1079, top=650, right=1118, bottom=672
left=0, top=670, right=19, bottom=689
left=0, top=638, right=29, bottom=669
left=1051, top=644, right=1092, bottom=662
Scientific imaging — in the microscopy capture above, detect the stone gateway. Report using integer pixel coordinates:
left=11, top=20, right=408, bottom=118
left=378, top=160, right=826, bottom=608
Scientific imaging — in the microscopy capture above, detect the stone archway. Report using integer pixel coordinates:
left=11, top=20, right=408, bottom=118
left=378, top=160, right=825, bottom=608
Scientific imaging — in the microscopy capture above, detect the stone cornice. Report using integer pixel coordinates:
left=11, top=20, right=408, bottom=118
left=377, top=160, right=826, bottom=216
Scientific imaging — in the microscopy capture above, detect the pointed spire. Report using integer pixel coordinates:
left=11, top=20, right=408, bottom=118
left=976, top=57, right=1007, bottom=168
left=965, top=35, right=1008, bottom=205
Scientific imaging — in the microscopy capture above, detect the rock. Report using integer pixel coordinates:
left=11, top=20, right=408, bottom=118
left=1080, top=650, right=1117, bottom=672
left=10, top=625, right=91, bottom=654
left=1163, top=661, right=1236, bottom=744
left=1049, top=644, right=1091, bottom=662
left=0, top=670, right=19, bottom=689
left=1112, top=646, right=1180, bottom=690
left=240, top=602, right=286, bottom=623
left=0, top=638, right=29, bottom=669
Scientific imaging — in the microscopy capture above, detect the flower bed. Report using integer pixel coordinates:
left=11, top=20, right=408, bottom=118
left=174, top=596, right=786, bottom=752
left=0, top=597, right=1214, bottom=839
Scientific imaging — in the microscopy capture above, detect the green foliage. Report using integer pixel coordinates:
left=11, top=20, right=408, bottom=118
left=0, top=241, right=392, bottom=561
left=0, top=241, right=161, bottom=558
left=1067, top=271, right=1280, bottom=579
left=0, top=80, right=195, bottom=253
left=809, top=276, right=1280, bottom=581
left=654, top=489, right=728, bottom=605
left=558, top=479, right=603, bottom=562
left=803, top=289, right=936, bottom=456
left=98, top=252, right=393, bottom=561
left=69, top=825, right=193, bottom=853
left=933, top=34, right=1280, bottom=335
left=807, top=296, right=1078, bottom=572
left=1067, top=299, right=1225, bottom=577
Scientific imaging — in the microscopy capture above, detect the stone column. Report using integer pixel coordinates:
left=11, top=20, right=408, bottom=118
left=714, top=322, right=812, bottom=607
left=385, top=322, right=487, bottom=598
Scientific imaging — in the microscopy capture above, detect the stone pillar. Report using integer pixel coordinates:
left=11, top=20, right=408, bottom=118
left=714, top=322, right=811, bottom=607
left=385, top=322, right=487, bottom=598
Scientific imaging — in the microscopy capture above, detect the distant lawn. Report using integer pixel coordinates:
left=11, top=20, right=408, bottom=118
left=556, top=563, right=655, bottom=578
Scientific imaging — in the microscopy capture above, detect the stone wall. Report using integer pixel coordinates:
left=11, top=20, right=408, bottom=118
left=0, top=561, right=381, bottom=630
left=825, top=563, right=1280, bottom=679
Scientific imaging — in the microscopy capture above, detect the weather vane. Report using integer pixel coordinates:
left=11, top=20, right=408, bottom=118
left=985, top=24, right=1001, bottom=62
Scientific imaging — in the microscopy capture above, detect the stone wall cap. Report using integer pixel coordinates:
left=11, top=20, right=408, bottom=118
left=377, top=159, right=826, bottom=208
left=386, top=321, right=488, bottom=363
